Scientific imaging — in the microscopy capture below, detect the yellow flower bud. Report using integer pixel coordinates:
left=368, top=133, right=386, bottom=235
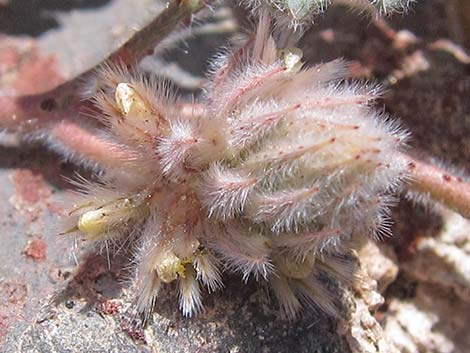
left=279, top=47, right=303, bottom=73
left=115, top=82, right=158, bottom=135
left=115, top=83, right=149, bottom=116
left=78, top=197, right=149, bottom=241
left=155, top=250, right=186, bottom=283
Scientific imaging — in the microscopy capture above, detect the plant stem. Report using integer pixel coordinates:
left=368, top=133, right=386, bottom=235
left=0, top=0, right=210, bottom=133
left=41, top=102, right=204, bottom=168
left=108, top=0, right=208, bottom=66
left=49, top=121, right=139, bottom=170
left=402, top=153, right=470, bottom=219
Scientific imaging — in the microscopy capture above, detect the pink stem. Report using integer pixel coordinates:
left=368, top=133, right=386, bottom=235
left=402, top=153, right=470, bottom=219
left=0, top=85, right=81, bottom=133
left=46, top=102, right=205, bottom=169
left=0, top=0, right=210, bottom=133
left=49, top=121, right=139, bottom=170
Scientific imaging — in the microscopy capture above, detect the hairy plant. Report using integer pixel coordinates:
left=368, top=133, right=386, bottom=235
left=2, top=0, right=470, bottom=328
left=241, top=0, right=414, bottom=29
left=59, top=11, right=413, bottom=320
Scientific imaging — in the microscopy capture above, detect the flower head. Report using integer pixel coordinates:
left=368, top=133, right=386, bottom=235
left=65, top=17, right=408, bottom=320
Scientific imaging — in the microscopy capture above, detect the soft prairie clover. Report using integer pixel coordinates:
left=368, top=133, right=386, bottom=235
left=62, top=14, right=409, bottom=321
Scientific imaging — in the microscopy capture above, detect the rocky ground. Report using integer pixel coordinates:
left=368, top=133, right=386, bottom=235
left=0, top=0, right=469, bottom=352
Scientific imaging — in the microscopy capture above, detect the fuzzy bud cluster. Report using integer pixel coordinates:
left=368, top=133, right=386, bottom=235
left=65, top=17, right=409, bottom=320
left=241, top=0, right=414, bottom=29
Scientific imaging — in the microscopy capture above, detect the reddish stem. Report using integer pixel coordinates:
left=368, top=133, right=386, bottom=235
left=44, top=102, right=205, bottom=168
left=0, top=85, right=81, bottom=133
left=50, top=121, right=139, bottom=169
left=402, top=153, right=470, bottom=219
left=0, top=0, right=210, bottom=133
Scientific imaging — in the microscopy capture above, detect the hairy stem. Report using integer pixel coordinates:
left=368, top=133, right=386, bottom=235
left=402, top=153, right=470, bottom=219
left=0, top=0, right=210, bottom=133
left=49, top=121, right=139, bottom=169
left=42, top=102, right=204, bottom=168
